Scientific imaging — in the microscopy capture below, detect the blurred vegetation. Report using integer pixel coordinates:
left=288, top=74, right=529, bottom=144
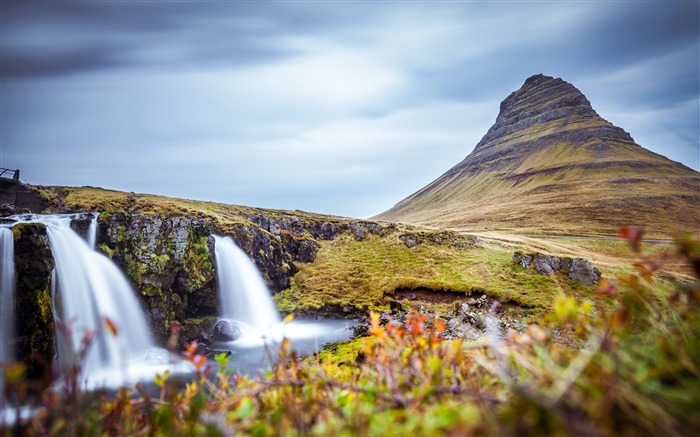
left=1, top=228, right=698, bottom=436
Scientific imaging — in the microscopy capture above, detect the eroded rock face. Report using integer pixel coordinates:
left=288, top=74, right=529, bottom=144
left=513, top=252, right=601, bottom=285
left=244, top=213, right=397, bottom=291
left=13, top=223, right=55, bottom=379
left=398, top=231, right=479, bottom=249
left=225, top=224, right=298, bottom=293
left=96, top=212, right=217, bottom=341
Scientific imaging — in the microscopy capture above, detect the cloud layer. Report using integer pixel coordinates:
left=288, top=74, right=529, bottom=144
left=2, top=1, right=698, bottom=217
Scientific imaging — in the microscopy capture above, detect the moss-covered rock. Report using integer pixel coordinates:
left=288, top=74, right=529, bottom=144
left=13, top=222, right=55, bottom=380
left=97, top=213, right=217, bottom=342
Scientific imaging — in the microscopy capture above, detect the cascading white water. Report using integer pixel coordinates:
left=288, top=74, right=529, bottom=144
left=213, top=235, right=280, bottom=334
left=86, top=213, right=97, bottom=250
left=47, top=217, right=155, bottom=384
left=0, top=227, right=16, bottom=404
left=211, top=235, right=356, bottom=374
left=8, top=215, right=190, bottom=389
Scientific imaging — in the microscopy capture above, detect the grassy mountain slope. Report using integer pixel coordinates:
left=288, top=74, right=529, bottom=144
left=374, top=74, right=700, bottom=238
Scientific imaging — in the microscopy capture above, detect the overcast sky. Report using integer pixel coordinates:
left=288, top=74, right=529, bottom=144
left=1, top=1, right=698, bottom=218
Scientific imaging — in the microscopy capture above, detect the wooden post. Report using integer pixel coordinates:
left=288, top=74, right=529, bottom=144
left=13, top=169, right=20, bottom=181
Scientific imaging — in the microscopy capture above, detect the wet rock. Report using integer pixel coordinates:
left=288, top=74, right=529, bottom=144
left=179, top=317, right=216, bottom=344
left=69, top=213, right=96, bottom=241
left=150, top=307, right=164, bottom=323
left=0, top=180, right=50, bottom=213
left=0, top=202, right=26, bottom=216
left=230, top=225, right=296, bottom=293
left=211, top=319, right=246, bottom=342
left=13, top=222, right=55, bottom=379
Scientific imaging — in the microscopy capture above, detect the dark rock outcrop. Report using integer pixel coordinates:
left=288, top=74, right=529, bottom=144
left=0, top=179, right=49, bottom=213
left=513, top=252, right=602, bottom=285
left=69, top=212, right=96, bottom=241
left=96, top=212, right=217, bottom=341
left=13, top=223, right=55, bottom=379
left=398, top=231, right=479, bottom=249
left=243, top=213, right=397, bottom=292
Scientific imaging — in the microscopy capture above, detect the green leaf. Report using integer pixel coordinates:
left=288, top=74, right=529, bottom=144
left=214, top=352, right=230, bottom=369
left=154, top=370, right=170, bottom=387
left=234, top=398, right=255, bottom=419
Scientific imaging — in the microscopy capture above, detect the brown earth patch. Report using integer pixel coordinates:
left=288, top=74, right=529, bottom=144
left=393, top=287, right=483, bottom=305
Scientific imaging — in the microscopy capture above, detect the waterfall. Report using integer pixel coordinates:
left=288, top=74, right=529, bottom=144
left=47, top=217, right=155, bottom=385
left=0, top=227, right=16, bottom=404
left=86, top=213, right=97, bottom=250
left=213, top=235, right=280, bottom=334
left=8, top=215, right=188, bottom=389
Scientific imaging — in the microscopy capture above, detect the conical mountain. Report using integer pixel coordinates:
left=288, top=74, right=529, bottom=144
left=375, top=74, right=700, bottom=237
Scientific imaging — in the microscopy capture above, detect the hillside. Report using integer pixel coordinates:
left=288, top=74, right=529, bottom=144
left=375, top=74, right=700, bottom=238
left=12, top=184, right=691, bottom=314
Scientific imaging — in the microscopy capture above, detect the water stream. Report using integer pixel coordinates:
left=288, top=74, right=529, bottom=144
left=6, top=215, right=190, bottom=391
left=212, top=234, right=356, bottom=375
left=0, top=227, right=16, bottom=409
left=0, top=216, right=355, bottom=416
left=86, top=213, right=98, bottom=250
left=214, top=235, right=280, bottom=333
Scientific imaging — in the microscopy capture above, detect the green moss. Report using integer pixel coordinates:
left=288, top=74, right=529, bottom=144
left=141, top=283, right=163, bottom=297
left=116, top=224, right=127, bottom=242
left=98, top=243, right=114, bottom=259
left=307, top=338, right=367, bottom=381
left=181, top=231, right=213, bottom=292
left=149, top=253, right=170, bottom=274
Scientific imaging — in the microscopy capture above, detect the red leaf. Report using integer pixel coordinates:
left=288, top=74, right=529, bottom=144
left=596, top=277, right=617, bottom=296
left=619, top=226, right=643, bottom=252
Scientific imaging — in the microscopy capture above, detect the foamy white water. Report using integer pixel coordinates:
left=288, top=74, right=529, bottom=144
left=214, top=235, right=281, bottom=336
left=86, top=213, right=98, bottom=250
left=0, top=226, right=16, bottom=408
left=8, top=215, right=191, bottom=390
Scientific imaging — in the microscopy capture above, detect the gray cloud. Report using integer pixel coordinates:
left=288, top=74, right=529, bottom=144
left=1, top=1, right=698, bottom=218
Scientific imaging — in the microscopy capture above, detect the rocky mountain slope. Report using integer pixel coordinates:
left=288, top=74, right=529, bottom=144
left=375, top=74, right=700, bottom=237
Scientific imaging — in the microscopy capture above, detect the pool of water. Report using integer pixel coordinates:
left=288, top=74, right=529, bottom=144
left=209, top=318, right=358, bottom=377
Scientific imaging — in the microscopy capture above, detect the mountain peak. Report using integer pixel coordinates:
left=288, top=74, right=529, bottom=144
left=474, top=74, right=630, bottom=153
left=374, top=74, right=700, bottom=237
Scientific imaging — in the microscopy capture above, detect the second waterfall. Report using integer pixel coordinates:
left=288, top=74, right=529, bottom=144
left=213, top=235, right=281, bottom=338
